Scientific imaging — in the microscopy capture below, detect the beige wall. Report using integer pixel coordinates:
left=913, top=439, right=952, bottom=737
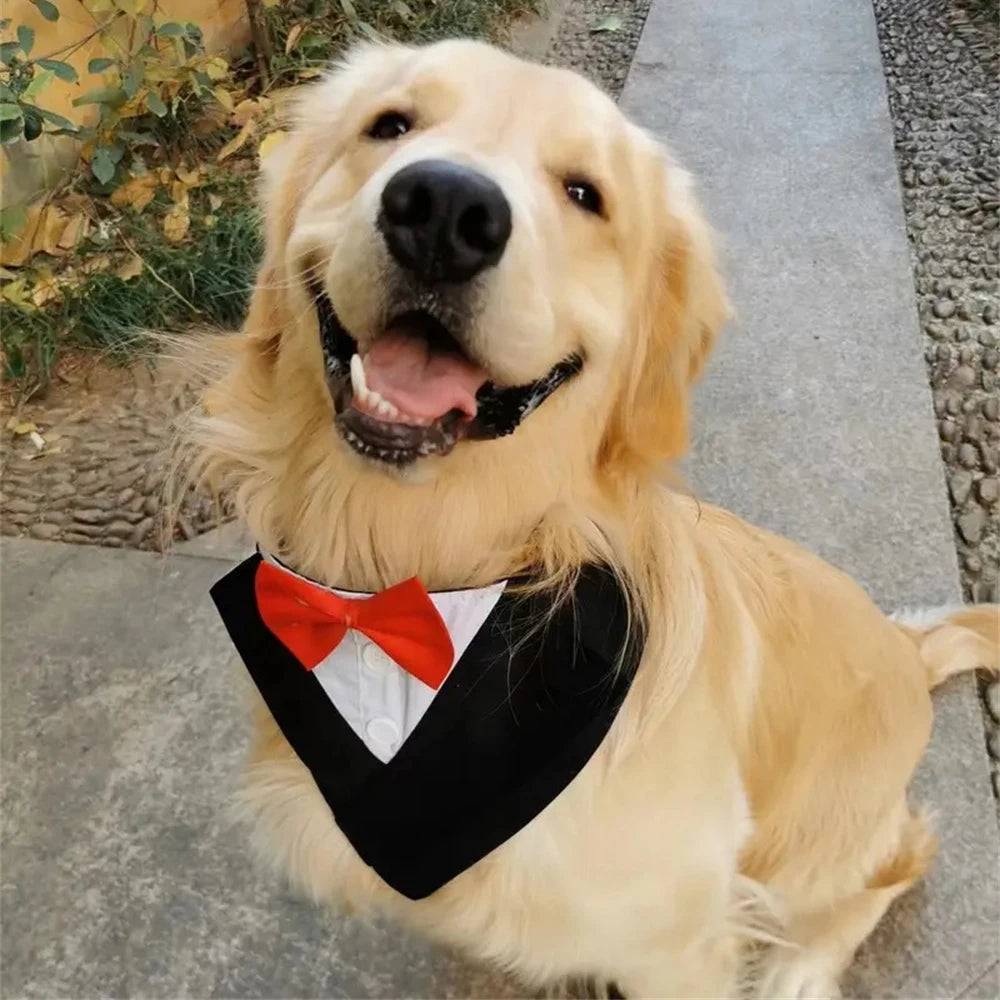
left=1, top=0, right=250, bottom=206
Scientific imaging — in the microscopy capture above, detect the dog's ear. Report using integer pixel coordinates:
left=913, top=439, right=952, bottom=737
left=600, top=164, right=729, bottom=474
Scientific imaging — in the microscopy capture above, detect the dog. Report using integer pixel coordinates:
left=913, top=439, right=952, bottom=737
left=190, top=40, right=999, bottom=998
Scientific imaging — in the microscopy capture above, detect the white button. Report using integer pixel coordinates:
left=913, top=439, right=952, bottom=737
left=362, top=642, right=392, bottom=675
left=365, top=717, right=400, bottom=748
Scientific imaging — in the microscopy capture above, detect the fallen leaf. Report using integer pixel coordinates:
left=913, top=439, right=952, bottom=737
left=208, top=193, right=223, bottom=211
left=297, top=69, right=321, bottom=79
left=171, top=179, right=191, bottom=205
left=30, top=204, right=68, bottom=257
left=115, top=253, right=144, bottom=281
left=213, top=86, right=234, bottom=111
left=285, top=23, right=305, bottom=54
left=25, top=445, right=62, bottom=459
left=29, top=430, right=46, bottom=450
left=204, top=55, right=229, bottom=81
left=217, top=120, right=255, bottom=162
left=0, top=278, right=36, bottom=309
left=0, top=201, right=43, bottom=266
left=6, top=418, right=39, bottom=434
left=174, top=163, right=203, bottom=187
left=203, top=214, right=217, bottom=228
left=111, top=173, right=159, bottom=212
left=30, top=265, right=62, bottom=307
left=231, top=96, right=270, bottom=127
left=590, top=13, right=623, bottom=32
left=262, top=0, right=281, bottom=6
left=163, top=201, right=190, bottom=243
left=56, top=212, right=90, bottom=251
left=258, top=129, right=287, bottom=160
left=80, top=253, right=112, bottom=275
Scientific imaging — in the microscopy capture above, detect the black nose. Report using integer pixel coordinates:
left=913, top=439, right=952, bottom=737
left=378, top=159, right=512, bottom=283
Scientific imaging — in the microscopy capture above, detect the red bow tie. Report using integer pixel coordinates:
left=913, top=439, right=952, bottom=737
left=254, top=561, right=455, bottom=690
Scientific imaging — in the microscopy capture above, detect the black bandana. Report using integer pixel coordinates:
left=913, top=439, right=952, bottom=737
left=211, top=554, right=642, bottom=900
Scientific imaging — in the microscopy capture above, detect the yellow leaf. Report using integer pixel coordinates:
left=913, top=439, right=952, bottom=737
left=285, top=23, right=305, bottom=54
left=80, top=253, right=112, bottom=275
left=213, top=86, right=234, bottom=111
left=258, top=129, right=288, bottom=160
left=204, top=215, right=217, bottom=228
left=30, top=266, right=62, bottom=308
left=56, top=212, right=90, bottom=251
left=6, top=418, right=38, bottom=434
left=174, top=164, right=203, bottom=188
left=111, top=174, right=159, bottom=212
left=204, top=55, right=229, bottom=81
left=0, top=279, right=36, bottom=310
left=217, top=120, right=255, bottom=162
left=297, top=69, right=321, bottom=79
left=30, top=205, right=68, bottom=258
left=170, top=181, right=191, bottom=207
left=163, top=202, right=190, bottom=243
left=115, top=254, right=144, bottom=281
left=208, top=193, right=223, bottom=211
left=232, top=96, right=271, bottom=127
left=0, top=201, right=43, bottom=267
left=262, top=0, right=281, bottom=6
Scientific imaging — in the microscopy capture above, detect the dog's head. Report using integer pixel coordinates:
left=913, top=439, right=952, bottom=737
left=233, top=39, right=726, bottom=500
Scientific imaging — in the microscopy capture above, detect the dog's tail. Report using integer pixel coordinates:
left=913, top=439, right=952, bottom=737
left=894, top=605, right=999, bottom=689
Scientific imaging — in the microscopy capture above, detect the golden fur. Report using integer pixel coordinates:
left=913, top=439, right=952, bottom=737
left=187, top=41, right=1000, bottom=998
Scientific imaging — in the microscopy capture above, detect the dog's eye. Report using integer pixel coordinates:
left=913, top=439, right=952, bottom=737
left=367, top=111, right=412, bottom=140
left=564, top=179, right=603, bottom=215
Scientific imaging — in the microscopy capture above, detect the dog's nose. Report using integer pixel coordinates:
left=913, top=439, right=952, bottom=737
left=378, top=159, right=512, bottom=283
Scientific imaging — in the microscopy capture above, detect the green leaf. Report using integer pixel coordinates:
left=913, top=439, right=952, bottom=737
left=22, top=107, right=42, bottom=141
left=0, top=20, right=10, bottom=33
left=0, top=83, right=14, bottom=102
left=192, top=70, right=212, bottom=92
left=0, top=201, right=27, bottom=241
left=30, top=0, right=61, bottom=21
left=37, top=58, right=78, bottom=82
left=122, top=61, right=144, bottom=98
left=91, top=145, right=117, bottom=184
left=72, top=85, right=126, bottom=107
left=590, top=14, right=623, bottom=32
left=356, top=21, right=383, bottom=43
left=145, top=90, right=167, bottom=117
left=0, top=102, right=23, bottom=121
left=88, top=57, right=115, bottom=73
left=0, top=41, right=21, bottom=65
left=155, top=21, right=185, bottom=37
left=391, top=0, right=415, bottom=20
left=23, top=69, right=54, bottom=100
left=0, top=113, right=24, bottom=146
left=35, top=106, right=79, bottom=132
left=339, top=0, right=358, bottom=20
left=105, top=141, right=125, bottom=163
left=17, top=25, right=34, bottom=56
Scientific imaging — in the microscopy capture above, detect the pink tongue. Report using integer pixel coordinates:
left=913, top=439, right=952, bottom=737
left=362, top=330, right=487, bottom=422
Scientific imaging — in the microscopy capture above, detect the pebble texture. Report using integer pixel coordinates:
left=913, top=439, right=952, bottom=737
left=1, top=366, right=215, bottom=551
left=871, top=0, right=1000, bottom=801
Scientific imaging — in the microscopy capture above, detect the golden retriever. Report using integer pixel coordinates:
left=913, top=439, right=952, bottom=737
left=189, top=40, right=999, bottom=998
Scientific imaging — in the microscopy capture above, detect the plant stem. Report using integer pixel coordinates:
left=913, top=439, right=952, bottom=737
left=243, top=0, right=271, bottom=89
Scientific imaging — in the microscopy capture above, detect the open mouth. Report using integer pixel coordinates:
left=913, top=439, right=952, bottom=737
left=311, top=283, right=583, bottom=465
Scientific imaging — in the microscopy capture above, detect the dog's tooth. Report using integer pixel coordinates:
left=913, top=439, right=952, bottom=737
left=349, top=354, right=367, bottom=398
left=377, top=398, right=397, bottom=418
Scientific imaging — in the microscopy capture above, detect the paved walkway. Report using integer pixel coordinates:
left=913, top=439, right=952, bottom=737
left=2, top=1, right=997, bottom=998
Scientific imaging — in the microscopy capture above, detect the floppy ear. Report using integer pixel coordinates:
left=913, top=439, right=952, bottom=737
left=601, top=165, right=729, bottom=474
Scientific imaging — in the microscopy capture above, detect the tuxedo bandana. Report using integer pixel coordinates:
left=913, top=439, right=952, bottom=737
left=211, top=552, right=643, bottom=900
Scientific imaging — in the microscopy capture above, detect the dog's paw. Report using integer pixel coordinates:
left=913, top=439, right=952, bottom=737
left=752, top=952, right=841, bottom=1000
